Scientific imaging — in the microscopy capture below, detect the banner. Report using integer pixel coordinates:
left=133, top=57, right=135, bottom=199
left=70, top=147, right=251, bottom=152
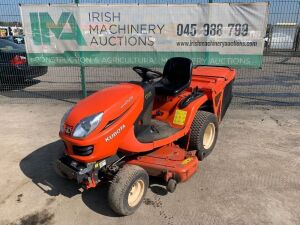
left=20, top=3, right=268, bottom=68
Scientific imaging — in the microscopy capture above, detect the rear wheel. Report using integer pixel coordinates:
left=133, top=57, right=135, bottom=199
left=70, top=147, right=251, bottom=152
left=189, top=111, right=219, bottom=160
left=108, top=165, right=149, bottom=216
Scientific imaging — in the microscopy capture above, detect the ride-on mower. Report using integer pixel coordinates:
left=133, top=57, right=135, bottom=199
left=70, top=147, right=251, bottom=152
left=56, top=57, right=236, bottom=216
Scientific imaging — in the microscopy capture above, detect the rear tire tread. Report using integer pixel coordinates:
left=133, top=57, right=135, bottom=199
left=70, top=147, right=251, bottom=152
left=189, top=111, right=218, bottom=159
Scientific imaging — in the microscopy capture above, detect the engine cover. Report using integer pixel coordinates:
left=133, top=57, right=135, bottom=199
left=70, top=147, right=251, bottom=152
left=60, top=83, right=144, bottom=163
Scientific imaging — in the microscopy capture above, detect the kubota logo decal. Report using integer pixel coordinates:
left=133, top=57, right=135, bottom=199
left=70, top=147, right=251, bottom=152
left=30, top=12, right=86, bottom=46
left=105, top=124, right=126, bottom=142
left=65, top=125, right=73, bottom=135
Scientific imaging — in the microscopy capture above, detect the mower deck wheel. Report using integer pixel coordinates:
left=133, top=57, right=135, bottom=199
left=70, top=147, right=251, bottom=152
left=108, top=164, right=149, bottom=216
left=167, top=179, right=177, bottom=193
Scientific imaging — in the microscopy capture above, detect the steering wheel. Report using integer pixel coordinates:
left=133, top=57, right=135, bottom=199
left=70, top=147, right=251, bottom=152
left=133, top=66, right=163, bottom=81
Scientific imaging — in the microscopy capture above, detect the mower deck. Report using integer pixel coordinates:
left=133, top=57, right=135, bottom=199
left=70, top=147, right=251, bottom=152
left=128, top=145, right=198, bottom=182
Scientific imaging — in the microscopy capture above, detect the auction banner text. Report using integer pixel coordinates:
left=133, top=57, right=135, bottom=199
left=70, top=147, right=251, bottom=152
left=20, top=3, right=268, bottom=68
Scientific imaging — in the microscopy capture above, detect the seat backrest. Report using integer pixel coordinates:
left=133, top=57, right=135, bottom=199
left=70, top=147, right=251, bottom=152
left=162, top=57, right=193, bottom=95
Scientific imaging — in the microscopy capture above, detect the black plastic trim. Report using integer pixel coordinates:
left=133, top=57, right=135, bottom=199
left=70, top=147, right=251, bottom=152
left=73, top=145, right=94, bottom=156
left=221, top=79, right=235, bottom=119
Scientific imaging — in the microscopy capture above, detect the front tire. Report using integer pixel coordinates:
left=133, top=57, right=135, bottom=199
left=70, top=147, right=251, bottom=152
left=108, top=165, right=149, bottom=216
left=189, top=111, right=219, bottom=160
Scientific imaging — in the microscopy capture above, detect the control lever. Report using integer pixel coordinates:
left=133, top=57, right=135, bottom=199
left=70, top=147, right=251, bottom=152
left=179, top=87, right=204, bottom=109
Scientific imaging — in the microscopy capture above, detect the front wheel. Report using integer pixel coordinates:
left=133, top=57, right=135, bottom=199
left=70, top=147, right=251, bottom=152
left=108, top=165, right=149, bottom=216
left=189, top=111, right=219, bottom=160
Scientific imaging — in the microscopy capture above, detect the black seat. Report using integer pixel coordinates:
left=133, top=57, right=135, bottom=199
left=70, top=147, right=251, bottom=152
left=156, top=57, right=193, bottom=96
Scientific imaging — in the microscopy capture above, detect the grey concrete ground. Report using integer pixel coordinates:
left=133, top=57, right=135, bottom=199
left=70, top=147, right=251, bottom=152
left=0, top=102, right=299, bottom=225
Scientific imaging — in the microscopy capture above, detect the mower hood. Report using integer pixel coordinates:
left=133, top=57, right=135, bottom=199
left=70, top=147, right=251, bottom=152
left=65, top=83, right=144, bottom=131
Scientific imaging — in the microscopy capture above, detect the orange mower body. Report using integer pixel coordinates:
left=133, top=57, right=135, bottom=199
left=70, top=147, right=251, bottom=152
left=56, top=57, right=236, bottom=216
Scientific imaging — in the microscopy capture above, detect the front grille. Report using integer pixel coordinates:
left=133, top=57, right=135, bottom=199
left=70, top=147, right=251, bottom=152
left=73, top=145, right=94, bottom=156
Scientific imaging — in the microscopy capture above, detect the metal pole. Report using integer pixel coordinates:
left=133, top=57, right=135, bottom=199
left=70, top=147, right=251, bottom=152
left=80, top=66, right=87, bottom=98
left=75, top=0, right=87, bottom=98
left=296, top=2, right=300, bottom=24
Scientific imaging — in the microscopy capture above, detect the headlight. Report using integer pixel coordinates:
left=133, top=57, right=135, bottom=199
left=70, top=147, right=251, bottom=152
left=60, top=108, right=72, bottom=132
left=73, top=112, right=103, bottom=138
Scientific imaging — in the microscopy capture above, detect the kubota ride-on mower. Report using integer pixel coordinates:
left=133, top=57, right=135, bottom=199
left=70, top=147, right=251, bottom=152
left=56, top=57, right=236, bottom=216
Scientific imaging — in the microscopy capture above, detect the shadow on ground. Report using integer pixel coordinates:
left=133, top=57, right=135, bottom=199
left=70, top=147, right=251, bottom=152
left=0, top=79, right=40, bottom=91
left=19, top=140, right=168, bottom=217
left=19, top=140, right=116, bottom=217
left=19, top=141, right=80, bottom=198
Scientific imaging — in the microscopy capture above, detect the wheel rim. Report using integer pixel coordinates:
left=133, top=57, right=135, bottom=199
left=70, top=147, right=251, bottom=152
left=128, top=179, right=145, bottom=207
left=203, top=123, right=216, bottom=149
